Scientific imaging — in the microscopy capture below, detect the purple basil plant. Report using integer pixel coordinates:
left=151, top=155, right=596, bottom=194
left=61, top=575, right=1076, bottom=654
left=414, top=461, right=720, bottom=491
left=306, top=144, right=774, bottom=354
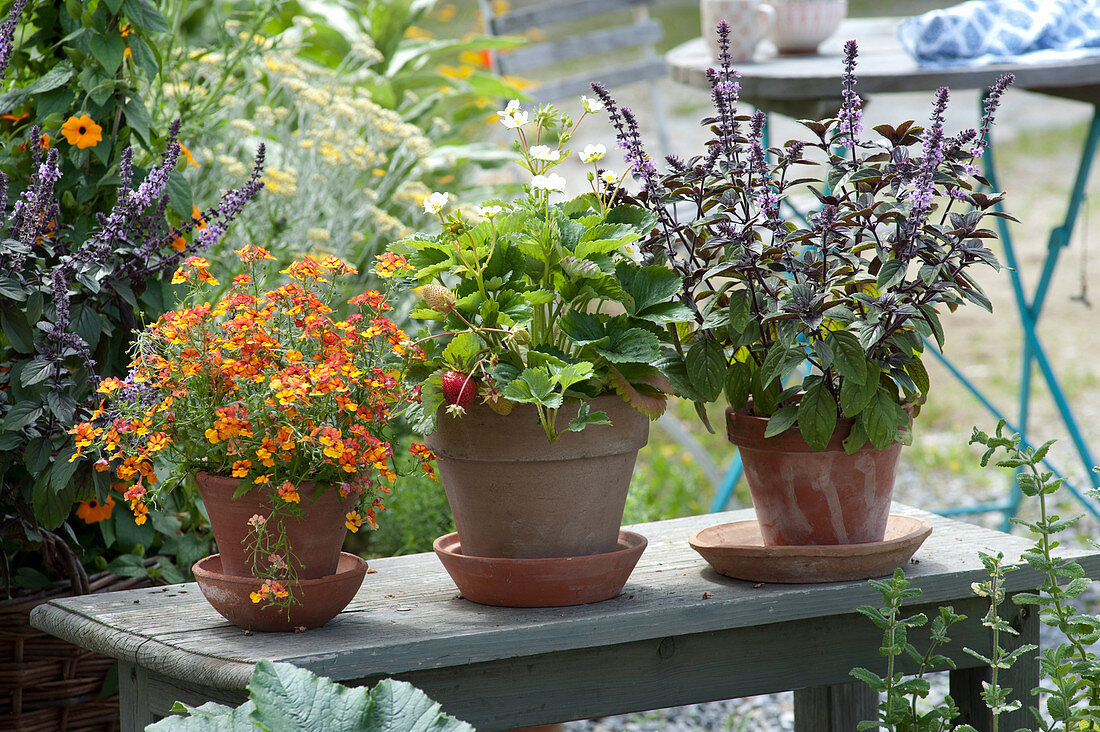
left=591, top=25, right=1015, bottom=453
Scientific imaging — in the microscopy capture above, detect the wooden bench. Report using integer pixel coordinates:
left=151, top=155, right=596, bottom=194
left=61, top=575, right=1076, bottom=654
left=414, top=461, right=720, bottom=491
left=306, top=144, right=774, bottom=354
left=32, top=505, right=1091, bottom=732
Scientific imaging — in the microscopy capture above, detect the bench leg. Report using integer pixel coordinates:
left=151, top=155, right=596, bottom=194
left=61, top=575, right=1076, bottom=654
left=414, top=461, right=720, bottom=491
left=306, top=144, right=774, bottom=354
left=794, top=681, right=878, bottom=732
left=119, top=661, right=156, bottom=732
left=950, top=602, right=1039, bottom=732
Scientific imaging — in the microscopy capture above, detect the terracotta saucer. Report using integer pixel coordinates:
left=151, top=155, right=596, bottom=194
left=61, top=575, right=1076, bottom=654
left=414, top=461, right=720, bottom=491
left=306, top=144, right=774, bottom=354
left=688, top=515, right=933, bottom=584
left=433, top=530, right=647, bottom=608
left=193, top=552, right=366, bottom=632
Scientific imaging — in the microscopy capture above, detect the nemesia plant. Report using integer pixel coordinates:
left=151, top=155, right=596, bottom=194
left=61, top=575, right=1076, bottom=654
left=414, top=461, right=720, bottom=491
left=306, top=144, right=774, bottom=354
left=391, top=98, right=694, bottom=442
left=69, top=249, right=429, bottom=607
left=592, top=26, right=1014, bottom=452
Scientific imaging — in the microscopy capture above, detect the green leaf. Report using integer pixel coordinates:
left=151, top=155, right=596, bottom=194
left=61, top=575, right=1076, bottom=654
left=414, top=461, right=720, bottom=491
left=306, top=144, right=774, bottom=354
left=617, top=263, right=681, bottom=315
left=724, top=361, right=752, bottom=410
left=1, top=306, right=35, bottom=353
left=166, top=170, right=193, bottom=218
left=843, top=419, right=868, bottom=454
left=46, top=390, right=77, bottom=423
left=567, top=404, right=611, bottom=432
left=3, top=402, right=42, bottom=431
left=559, top=310, right=606, bottom=344
left=728, top=289, right=753, bottom=335
left=686, top=339, right=726, bottom=402
left=20, top=359, right=54, bottom=387
left=503, top=367, right=563, bottom=409
left=153, top=660, right=476, bottom=732
left=124, top=96, right=153, bottom=147
left=89, top=33, right=125, bottom=73
left=862, top=391, right=904, bottom=449
left=759, top=344, right=804, bottom=390
left=798, top=383, right=838, bottom=451
left=593, top=326, right=661, bottom=364
left=0, top=62, right=75, bottom=115
left=156, top=700, right=258, bottom=730
left=764, top=405, right=799, bottom=438
left=0, top=276, right=27, bottom=301
left=24, top=435, right=52, bottom=473
left=121, top=0, right=170, bottom=33
left=441, top=332, right=480, bottom=370
left=906, top=356, right=930, bottom=396
left=550, top=362, right=594, bottom=391
left=34, top=462, right=77, bottom=530
left=876, top=259, right=907, bottom=289
left=828, top=330, right=867, bottom=384
left=839, top=370, right=875, bottom=418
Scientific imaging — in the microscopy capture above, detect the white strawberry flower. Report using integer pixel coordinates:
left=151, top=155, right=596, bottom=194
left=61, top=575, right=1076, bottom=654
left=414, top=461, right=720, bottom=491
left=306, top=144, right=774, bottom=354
left=528, top=145, right=560, bottom=162
left=496, top=99, right=529, bottom=129
left=531, top=173, right=567, bottom=193
left=423, top=191, right=450, bottom=215
left=581, top=95, right=603, bottom=113
left=475, top=204, right=503, bottom=218
left=600, top=170, right=619, bottom=185
left=581, top=144, right=606, bottom=163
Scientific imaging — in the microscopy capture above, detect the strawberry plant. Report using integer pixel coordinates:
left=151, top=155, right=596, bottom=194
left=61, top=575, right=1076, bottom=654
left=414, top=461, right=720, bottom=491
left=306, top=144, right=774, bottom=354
left=390, top=100, right=693, bottom=442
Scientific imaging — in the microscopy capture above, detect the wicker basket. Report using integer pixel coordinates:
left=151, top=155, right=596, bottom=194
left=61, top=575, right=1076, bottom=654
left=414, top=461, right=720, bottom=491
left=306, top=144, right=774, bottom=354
left=1, top=566, right=158, bottom=731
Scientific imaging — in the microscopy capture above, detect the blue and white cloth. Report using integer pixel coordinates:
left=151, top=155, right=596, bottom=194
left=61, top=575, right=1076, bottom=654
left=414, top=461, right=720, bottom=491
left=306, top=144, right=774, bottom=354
left=897, top=0, right=1100, bottom=68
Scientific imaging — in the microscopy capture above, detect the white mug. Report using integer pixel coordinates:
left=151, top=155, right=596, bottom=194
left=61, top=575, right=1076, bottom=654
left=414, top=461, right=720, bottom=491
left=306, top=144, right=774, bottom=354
left=768, top=0, right=847, bottom=55
left=701, top=0, right=777, bottom=64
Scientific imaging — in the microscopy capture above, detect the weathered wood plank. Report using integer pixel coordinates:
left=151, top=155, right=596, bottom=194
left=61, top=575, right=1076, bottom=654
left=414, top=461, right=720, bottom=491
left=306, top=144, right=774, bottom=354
left=794, top=682, right=879, bottom=732
left=346, top=596, right=1010, bottom=730
left=950, top=600, right=1039, bottom=732
left=666, top=18, right=1100, bottom=112
left=531, top=59, right=668, bottom=103
left=490, top=0, right=649, bottom=35
left=496, top=21, right=663, bottom=75
left=30, top=506, right=1094, bottom=696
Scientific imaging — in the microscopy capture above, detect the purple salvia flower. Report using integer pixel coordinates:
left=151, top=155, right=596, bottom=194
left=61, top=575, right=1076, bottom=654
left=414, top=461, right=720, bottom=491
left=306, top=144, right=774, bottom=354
left=971, top=73, right=1013, bottom=159
left=590, top=82, right=627, bottom=153
left=0, top=170, right=8, bottom=228
left=119, top=146, right=134, bottom=192
left=619, top=106, right=660, bottom=200
left=0, top=0, right=26, bottom=82
left=837, top=40, right=863, bottom=149
left=903, top=86, right=950, bottom=241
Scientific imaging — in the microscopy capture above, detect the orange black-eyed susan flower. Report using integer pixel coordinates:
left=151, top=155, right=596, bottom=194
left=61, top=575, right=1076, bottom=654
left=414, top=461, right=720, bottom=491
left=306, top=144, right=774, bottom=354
left=61, top=115, right=103, bottom=149
left=75, top=496, right=116, bottom=524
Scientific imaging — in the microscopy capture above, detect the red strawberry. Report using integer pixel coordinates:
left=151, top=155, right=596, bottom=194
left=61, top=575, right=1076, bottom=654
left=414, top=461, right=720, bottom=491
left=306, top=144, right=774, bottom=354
left=441, top=370, right=476, bottom=410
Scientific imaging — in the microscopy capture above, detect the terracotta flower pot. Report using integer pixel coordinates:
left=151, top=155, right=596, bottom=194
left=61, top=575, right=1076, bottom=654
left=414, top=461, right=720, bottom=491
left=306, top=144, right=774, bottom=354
left=194, top=471, right=352, bottom=579
left=426, top=395, right=650, bottom=559
left=726, top=407, right=905, bottom=546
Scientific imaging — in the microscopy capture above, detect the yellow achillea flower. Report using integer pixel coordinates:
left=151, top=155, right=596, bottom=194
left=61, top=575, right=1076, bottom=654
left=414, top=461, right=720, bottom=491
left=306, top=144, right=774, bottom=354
left=61, top=115, right=103, bottom=149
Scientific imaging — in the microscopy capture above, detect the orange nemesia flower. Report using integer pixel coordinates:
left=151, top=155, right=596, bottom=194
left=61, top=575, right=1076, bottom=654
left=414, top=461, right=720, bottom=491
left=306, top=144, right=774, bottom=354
left=61, top=115, right=103, bottom=149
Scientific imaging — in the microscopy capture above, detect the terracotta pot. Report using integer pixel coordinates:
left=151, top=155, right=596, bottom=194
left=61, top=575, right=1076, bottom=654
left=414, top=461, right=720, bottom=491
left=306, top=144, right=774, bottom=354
left=193, top=553, right=366, bottom=632
left=194, top=471, right=351, bottom=579
left=767, top=0, right=847, bottom=55
left=726, top=407, right=905, bottom=546
left=434, top=530, right=647, bottom=607
left=426, top=395, right=649, bottom=559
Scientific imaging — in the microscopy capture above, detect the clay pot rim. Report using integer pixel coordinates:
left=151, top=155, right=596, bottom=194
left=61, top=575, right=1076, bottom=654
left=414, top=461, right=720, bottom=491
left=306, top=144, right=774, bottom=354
left=689, top=515, right=932, bottom=558
left=193, top=552, right=367, bottom=586
left=725, top=401, right=914, bottom=454
left=434, top=530, right=647, bottom=564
